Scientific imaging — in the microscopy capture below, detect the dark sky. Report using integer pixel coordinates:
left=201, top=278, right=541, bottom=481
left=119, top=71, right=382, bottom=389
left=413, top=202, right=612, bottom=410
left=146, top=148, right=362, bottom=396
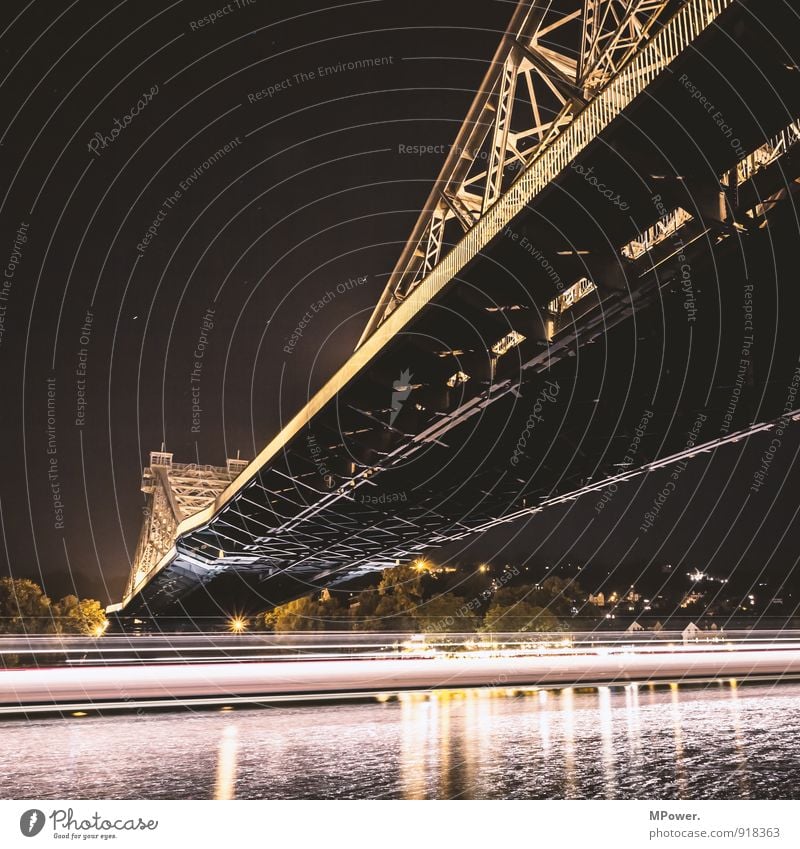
left=0, top=0, right=797, bottom=607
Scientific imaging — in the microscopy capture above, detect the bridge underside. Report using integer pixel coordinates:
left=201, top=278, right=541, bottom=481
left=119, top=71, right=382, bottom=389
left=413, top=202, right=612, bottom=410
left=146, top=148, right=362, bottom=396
left=116, top=0, right=800, bottom=621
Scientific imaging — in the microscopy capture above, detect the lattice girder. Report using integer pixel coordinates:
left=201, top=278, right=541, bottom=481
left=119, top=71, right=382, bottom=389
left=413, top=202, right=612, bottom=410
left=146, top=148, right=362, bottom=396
left=357, top=0, right=671, bottom=345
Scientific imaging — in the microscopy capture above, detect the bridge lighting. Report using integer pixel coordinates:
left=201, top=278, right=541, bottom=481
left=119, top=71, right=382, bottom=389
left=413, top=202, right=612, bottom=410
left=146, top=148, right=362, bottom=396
left=446, top=370, right=470, bottom=388
left=228, top=616, right=247, bottom=633
left=547, top=276, right=596, bottom=316
left=621, top=207, right=693, bottom=260
left=490, top=330, right=526, bottom=357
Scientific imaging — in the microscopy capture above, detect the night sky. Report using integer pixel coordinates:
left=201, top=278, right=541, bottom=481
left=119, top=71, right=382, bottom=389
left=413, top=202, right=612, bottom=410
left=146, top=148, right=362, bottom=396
left=0, top=0, right=798, bottom=607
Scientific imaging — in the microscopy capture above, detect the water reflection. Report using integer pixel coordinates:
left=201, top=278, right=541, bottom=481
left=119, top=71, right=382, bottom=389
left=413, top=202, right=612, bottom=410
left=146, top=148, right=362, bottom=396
left=597, top=686, right=618, bottom=798
left=1, top=682, right=799, bottom=799
left=399, top=693, right=428, bottom=799
left=561, top=688, right=577, bottom=798
left=727, top=679, right=752, bottom=798
left=670, top=683, right=688, bottom=797
left=214, top=726, right=238, bottom=800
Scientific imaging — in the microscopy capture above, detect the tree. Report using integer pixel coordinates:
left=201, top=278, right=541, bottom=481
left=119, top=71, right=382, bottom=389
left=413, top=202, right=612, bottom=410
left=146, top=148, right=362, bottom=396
left=351, top=564, right=426, bottom=631
left=377, top=564, right=425, bottom=606
left=0, top=578, right=108, bottom=635
left=0, top=578, right=52, bottom=633
left=50, top=595, right=108, bottom=635
left=481, top=592, right=562, bottom=633
left=264, top=593, right=346, bottom=631
left=533, top=576, right=584, bottom=617
left=348, top=587, right=384, bottom=630
left=264, top=596, right=317, bottom=631
left=413, top=594, right=479, bottom=633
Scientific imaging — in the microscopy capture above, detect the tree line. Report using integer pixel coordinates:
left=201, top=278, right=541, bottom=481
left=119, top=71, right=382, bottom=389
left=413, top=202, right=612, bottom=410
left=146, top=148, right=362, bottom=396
left=0, top=577, right=107, bottom=635
left=261, top=565, right=583, bottom=633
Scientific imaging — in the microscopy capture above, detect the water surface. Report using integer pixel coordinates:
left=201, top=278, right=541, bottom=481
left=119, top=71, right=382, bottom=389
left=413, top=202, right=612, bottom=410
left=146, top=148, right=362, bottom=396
left=2, top=682, right=799, bottom=799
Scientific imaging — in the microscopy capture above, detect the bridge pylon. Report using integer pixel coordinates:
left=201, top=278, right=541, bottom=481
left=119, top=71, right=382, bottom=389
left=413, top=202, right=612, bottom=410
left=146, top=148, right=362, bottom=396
left=120, top=451, right=249, bottom=607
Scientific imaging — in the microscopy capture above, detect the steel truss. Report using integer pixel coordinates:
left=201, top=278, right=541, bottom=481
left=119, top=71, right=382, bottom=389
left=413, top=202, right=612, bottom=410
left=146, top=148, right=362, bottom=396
left=134, top=104, right=800, bottom=612
left=113, top=0, right=771, bottom=617
left=357, top=0, right=675, bottom=344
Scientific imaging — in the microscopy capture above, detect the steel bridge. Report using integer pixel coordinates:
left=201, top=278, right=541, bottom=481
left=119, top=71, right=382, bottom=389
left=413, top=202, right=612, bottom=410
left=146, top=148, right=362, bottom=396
left=111, top=0, right=800, bottom=622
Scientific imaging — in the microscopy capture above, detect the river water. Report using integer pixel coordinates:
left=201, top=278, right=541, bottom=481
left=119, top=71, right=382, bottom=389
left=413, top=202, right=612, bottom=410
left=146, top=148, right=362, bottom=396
left=2, top=682, right=799, bottom=799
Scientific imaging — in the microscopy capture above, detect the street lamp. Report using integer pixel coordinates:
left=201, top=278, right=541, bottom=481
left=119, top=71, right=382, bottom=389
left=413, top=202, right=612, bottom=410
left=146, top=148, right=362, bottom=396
left=92, top=620, right=109, bottom=638
left=228, top=616, right=247, bottom=633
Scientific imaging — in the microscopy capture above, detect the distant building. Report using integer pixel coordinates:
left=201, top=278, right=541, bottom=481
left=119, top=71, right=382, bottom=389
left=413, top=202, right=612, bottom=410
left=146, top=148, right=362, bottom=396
left=589, top=592, right=605, bottom=607
left=626, top=621, right=644, bottom=633
left=626, top=586, right=641, bottom=602
left=682, top=622, right=702, bottom=642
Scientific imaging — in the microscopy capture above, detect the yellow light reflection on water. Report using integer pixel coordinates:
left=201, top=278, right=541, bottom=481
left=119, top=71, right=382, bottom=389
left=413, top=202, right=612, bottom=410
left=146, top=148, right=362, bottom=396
left=669, top=683, right=688, bottom=797
left=726, top=677, right=749, bottom=795
left=214, top=726, right=238, bottom=801
left=400, top=693, right=431, bottom=799
left=597, top=686, right=618, bottom=798
left=561, top=687, right=577, bottom=799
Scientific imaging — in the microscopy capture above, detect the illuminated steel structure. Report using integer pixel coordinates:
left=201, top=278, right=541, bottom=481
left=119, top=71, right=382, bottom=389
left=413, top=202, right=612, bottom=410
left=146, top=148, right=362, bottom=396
left=358, top=0, right=675, bottom=343
left=123, top=452, right=249, bottom=602
left=112, top=0, right=800, bottom=620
